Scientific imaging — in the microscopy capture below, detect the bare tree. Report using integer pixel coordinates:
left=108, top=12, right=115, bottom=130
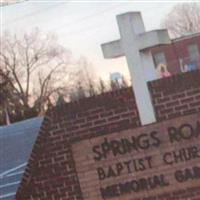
left=68, top=57, right=99, bottom=101
left=98, top=78, right=107, bottom=94
left=162, top=3, right=200, bottom=38
left=0, top=69, right=13, bottom=124
left=0, top=28, right=71, bottom=121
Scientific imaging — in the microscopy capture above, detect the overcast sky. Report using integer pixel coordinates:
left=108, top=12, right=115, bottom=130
left=0, top=0, right=190, bottom=80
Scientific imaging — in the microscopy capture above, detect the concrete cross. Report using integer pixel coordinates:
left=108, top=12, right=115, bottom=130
left=101, top=12, right=171, bottom=125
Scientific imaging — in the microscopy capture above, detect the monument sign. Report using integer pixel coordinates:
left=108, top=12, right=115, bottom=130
left=72, top=113, right=200, bottom=200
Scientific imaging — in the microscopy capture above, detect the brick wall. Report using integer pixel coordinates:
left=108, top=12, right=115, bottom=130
left=16, top=70, right=200, bottom=200
left=149, top=70, right=200, bottom=122
left=16, top=88, right=140, bottom=200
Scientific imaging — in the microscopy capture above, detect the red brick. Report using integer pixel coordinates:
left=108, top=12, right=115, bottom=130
left=175, top=104, right=188, bottom=111
left=181, top=97, right=194, bottom=104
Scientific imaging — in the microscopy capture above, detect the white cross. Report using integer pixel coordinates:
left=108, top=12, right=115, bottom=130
left=101, top=12, right=171, bottom=125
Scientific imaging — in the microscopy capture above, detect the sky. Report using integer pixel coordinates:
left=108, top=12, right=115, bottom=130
left=0, top=0, right=190, bottom=81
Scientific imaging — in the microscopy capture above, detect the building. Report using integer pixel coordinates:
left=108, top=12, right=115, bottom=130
left=108, top=35, right=200, bottom=89
left=151, top=32, right=200, bottom=75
